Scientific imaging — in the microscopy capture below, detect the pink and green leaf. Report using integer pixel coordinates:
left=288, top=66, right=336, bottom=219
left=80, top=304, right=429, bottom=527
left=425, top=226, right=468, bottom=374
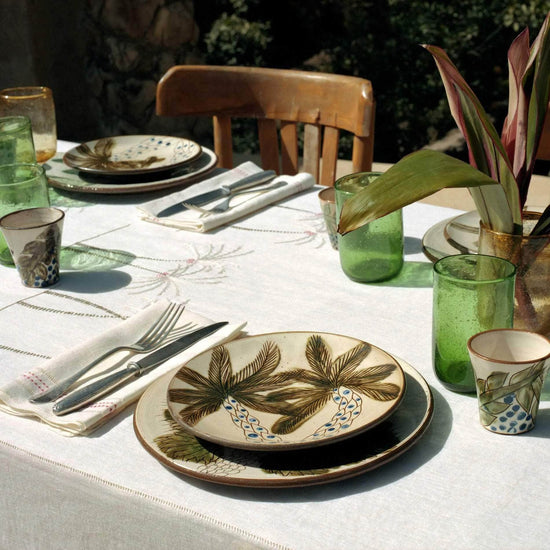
left=337, top=150, right=506, bottom=235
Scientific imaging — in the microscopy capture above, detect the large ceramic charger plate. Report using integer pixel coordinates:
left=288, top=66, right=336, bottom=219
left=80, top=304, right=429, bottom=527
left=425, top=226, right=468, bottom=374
left=134, top=358, right=433, bottom=488
left=63, top=135, right=202, bottom=176
left=166, top=332, right=406, bottom=452
left=46, top=147, right=217, bottom=194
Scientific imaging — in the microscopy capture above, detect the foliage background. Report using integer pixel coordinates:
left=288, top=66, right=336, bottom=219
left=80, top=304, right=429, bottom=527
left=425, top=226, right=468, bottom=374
left=193, top=0, right=549, bottom=165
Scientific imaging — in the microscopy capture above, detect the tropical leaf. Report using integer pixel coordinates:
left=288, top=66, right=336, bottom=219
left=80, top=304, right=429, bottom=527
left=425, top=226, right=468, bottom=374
left=338, top=150, right=500, bottom=235
left=485, top=371, right=508, bottom=391
left=208, top=345, right=232, bottom=388
left=359, top=383, right=402, bottom=401
left=173, top=366, right=213, bottom=391
left=423, top=45, right=521, bottom=231
left=531, top=204, right=550, bottom=235
left=17, top=225, right=59, bottom=285
left=231, top=341, right=280, bottom=387
left=304, top=334, right=333, bottom=379
left=271, top=390, right=332, bottom=435
left=332, top=343, right=372, bottom=381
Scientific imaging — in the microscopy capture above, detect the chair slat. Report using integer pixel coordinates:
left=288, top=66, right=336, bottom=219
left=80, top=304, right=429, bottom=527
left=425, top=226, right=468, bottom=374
left=258, top=119, right=280, bottom=173
left=213, top=115, right=233, bottom=169
left=303, top=124, right=321, bottom=183
left=320, top=127, right=339, bottom=186
left=280, top=121, right=299, bottom=175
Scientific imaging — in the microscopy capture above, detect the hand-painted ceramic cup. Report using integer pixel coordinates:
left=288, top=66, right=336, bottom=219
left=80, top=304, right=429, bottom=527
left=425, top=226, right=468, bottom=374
left=467, top=329, right=550, bottom=434
left=0, top=207, right=64, bottom=287
left=318, top=186, right=338, bottom=249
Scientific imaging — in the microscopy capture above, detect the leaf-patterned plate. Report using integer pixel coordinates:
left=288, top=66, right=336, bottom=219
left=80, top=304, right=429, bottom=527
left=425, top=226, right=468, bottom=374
left=47, top=147, right=217, bottom=195
left=166, top=332, right=406, bottom=451
left=134, top=357, right=432, bottom=488
left=63, top=135, right=202, bottom=176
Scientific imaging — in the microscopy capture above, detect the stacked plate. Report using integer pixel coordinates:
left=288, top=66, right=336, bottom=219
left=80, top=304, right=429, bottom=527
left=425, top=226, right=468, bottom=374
left=45, top=135, right=217, bottom=194
left=133, top=331, right=434, bottom=488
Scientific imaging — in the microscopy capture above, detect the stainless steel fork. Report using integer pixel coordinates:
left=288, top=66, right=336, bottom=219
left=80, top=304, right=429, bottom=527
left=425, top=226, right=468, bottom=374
left=30, top=302, right=186, bottom=403
left=184, top=179, right=286, bottom=216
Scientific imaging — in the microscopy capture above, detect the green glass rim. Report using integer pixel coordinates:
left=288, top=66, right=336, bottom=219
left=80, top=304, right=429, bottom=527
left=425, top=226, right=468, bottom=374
left=433, top=253, right=516, bottom=283
left=0, top=115, right=32, bottom=133
left=0, top=163, right=45, bottom=186
left=335, top=171, right=383, bottom=194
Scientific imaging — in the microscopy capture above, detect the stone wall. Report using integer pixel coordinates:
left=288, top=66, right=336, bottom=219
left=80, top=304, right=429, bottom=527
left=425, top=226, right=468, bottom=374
left=0, top=0, right=210, bottom=144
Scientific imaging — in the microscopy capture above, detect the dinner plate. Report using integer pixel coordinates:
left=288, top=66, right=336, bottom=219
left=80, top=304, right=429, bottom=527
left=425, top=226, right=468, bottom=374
left=422, top=210, right=480, bottom=262
left=166, top=331, right=406, bottom=451
left=133, top=358, right=433, bottom=488
left=46, top=146, right=217, bottom=194
left=63, top=135, right=202, bottom=176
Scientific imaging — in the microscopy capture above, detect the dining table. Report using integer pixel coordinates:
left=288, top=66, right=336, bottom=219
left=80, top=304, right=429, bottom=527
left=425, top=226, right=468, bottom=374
left=1, top=139, right=549, bottom=550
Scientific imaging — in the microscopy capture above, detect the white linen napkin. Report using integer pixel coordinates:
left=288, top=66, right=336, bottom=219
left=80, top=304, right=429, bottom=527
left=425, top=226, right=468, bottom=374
left=138, top=162, right=315, bottom=232
left=0, top=299, right=246, bottom=435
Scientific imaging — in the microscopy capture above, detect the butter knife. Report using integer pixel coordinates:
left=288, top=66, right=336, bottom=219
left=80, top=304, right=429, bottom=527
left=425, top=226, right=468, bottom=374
left=156, top=170, right=276, bottom=217
left=52, top=321, right=228, bottom=415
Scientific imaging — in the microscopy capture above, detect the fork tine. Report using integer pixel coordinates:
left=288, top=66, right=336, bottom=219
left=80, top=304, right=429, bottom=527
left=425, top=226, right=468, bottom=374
left=135, top=302, right=176, bottom=345
left=143, top=303, right=185, bottom=348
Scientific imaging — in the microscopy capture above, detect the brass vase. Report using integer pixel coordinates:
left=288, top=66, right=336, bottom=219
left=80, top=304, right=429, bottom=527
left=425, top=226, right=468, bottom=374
left=478, top=212, right=550, bottom=336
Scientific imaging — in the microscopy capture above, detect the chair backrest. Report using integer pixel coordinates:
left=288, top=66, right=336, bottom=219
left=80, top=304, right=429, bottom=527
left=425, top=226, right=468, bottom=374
left=537, top=102, right=550, bottom=161
left=156, top=66, right=375, bottom=186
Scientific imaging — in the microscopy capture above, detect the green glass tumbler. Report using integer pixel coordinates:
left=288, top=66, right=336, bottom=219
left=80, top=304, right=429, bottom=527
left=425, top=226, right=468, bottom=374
left=0, top=116, right=36, bottom=165
left=0, top=163, right=50, bottom=265
left=433, top=254, right=516, bottom=393
left=335, top=172, right=403, bottom=282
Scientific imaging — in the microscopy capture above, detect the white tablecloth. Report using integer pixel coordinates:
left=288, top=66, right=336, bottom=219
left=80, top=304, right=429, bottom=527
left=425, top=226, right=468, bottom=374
left=1, top=143, right=549, bottom=550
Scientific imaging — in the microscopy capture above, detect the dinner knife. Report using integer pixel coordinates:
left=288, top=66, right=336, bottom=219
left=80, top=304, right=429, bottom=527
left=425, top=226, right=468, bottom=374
left=52, top=321, right=228, bottom=416
left=156, top=169, right=276, bottom=217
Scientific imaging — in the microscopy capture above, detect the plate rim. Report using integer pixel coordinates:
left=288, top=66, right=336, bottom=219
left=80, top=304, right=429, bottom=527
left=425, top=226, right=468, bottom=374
left=47, top=146, right=217, bottom=195
left=62, top=135, right=202, bottom=176
left=133, top=356, right=434, bottom=488
left=166, top=330, right=407, bottom=452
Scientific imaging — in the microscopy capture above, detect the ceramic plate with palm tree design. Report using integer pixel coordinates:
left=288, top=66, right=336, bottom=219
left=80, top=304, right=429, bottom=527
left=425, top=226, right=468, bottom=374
left=63, top=135, right=202, bottom=176
left=166, top=332, right=406, bottom=451
left=134, top=357, right=432, bottom=488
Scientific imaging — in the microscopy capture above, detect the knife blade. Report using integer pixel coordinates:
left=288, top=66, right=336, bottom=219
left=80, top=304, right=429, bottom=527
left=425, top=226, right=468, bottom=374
left=52, top=321, right=228, bottom=416
left=156, top=170, right=276, bottom=217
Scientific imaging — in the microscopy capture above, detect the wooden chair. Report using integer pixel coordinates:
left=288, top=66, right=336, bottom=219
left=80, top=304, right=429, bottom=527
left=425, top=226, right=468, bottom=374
left=155, top=66, right=375, bottom=186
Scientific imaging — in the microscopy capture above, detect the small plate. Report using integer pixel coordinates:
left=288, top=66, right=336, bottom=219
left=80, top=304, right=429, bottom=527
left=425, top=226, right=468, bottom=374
left=63, top=135, right=202, bottom=176
left=46, top=147, right=217, bottom=195
left=166, top=331, right=406, bottom=451
left=134, top=358, right=433, bottom=488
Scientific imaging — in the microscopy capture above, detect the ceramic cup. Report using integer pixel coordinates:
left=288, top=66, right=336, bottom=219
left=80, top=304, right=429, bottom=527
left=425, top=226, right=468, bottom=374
left=0, top=207, right=64, bottom=288
left=467, top=329, right=550, bottom=434
left=0, top=163, right=51, bottom=265
left=0, top=116, right=36, bottom=165
left=432, top=254, right=516, bottom=393
left=335, top=172, right=403, bottom=282
left=0, top=86, right=57, bottom=163
left=318, top=186, right=338, bottom=249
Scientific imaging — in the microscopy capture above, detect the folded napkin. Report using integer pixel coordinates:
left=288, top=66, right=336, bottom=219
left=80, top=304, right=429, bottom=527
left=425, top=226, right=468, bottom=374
left=0, top=299, right=246, bottom=435
left=138, top=161, right=315, bottom=232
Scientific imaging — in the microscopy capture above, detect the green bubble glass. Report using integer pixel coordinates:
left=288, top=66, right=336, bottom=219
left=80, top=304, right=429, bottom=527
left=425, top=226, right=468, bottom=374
left=335, top=172, right=403, bottom=283
left=0, top=116, right=36, bottom=165
left=433, top=254, right=516, bottom=393
left=0, top=163, right=50, bottom=265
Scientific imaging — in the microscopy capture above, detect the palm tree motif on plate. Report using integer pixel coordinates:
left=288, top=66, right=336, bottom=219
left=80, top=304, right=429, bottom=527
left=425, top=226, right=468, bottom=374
left=268, top=335, right=402, bottom=439
left=65, top=138, right=164, bottom=170
left=169, top=334, right=402, bottom=444
left=169, top=341, right=296, bottom=443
